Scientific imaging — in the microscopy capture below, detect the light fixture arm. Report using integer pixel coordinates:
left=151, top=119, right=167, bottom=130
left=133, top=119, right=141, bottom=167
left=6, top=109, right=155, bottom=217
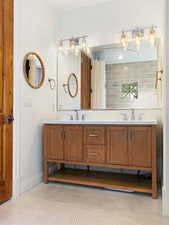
left=60, top=35, right=88, bottom=43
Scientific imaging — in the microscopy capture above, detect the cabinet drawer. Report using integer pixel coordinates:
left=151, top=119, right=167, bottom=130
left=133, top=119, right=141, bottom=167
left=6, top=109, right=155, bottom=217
left=84, top=127, right=105, bottom=145
left=85, top=145, right=105, bottom=163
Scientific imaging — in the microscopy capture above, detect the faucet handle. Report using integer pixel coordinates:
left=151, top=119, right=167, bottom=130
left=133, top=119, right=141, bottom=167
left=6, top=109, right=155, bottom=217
left=121, top=113, right=128, bottom=121
left=82, top=114, right=87, bottom=121
left=68, top=114, right=73, bottom=120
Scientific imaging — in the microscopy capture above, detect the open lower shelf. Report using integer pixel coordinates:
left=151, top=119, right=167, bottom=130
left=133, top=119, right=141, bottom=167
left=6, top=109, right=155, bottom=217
left=48, top=168, right=152, bottom=194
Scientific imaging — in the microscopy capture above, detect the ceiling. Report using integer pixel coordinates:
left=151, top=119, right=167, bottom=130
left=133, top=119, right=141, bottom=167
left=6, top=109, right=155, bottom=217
left=48, top=0, right=112, bottom=12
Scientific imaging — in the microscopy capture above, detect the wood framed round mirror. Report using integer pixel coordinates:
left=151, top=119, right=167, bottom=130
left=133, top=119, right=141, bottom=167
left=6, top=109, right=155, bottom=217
left=23, top=52, right=45, bottom=89
left=67, top=73, right=78, bottom=97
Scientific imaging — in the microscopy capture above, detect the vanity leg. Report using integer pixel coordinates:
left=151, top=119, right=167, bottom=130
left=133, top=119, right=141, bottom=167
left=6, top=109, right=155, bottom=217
left=44, top=161, right=48, bottom=184
left=152, top=168, right=158, bottom=199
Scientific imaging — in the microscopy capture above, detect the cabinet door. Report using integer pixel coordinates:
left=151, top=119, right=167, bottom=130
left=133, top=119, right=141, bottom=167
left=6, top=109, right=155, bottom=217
left=44, top=126, right=64, bottom=160
left=107, top=127, right=129, bottom=165
left=64, top=126, right=83, bottom=162
left=129, top=127, right=152, bottom=167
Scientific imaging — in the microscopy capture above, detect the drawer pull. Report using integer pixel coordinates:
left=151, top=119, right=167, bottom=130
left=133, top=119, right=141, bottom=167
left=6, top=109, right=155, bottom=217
left=88, top=134, right=98, bottom=137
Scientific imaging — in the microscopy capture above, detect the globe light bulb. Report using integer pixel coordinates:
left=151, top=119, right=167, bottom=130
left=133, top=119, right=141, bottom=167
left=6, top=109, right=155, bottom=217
left=120, top=32, right=128, bottom=50
left=149, top=26, right=156, bottom=46
left=135, top=31, right=141, bottom=50
left=81, top=37, right=87, bottom=50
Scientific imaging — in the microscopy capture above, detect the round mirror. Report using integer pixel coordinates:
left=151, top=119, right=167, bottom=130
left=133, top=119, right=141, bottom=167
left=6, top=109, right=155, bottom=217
left=23, top=52, right=45, bottom=89
left=67, top=73, right=78, bottom=97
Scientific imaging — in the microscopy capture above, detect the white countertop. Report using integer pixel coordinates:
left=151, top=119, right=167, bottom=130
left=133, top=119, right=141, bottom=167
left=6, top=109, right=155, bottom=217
left=44, top=120, right=158, bottom=125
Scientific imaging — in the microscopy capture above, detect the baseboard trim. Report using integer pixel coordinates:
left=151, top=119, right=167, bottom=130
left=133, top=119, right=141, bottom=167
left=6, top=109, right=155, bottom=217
left=20, top=172, right=43, bottom=194
left=162, top=186, right=169, bottom=216
left=12, top=176, right=21, bottom=199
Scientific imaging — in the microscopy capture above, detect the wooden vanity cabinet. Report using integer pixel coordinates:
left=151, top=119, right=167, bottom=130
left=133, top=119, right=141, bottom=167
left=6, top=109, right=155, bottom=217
left=44, top=125, right=64, bottom=160
left=44, top=124, right=157, bottom=198
left=84, top=126, right=105, bottom=164
left=44, top=125, right=83, bottom=162
left=64, top=126, right=83, bottom=162
left=85, top=145, right=105, bottom=163
left=107, top=127, right=129, bottom=165
left=129, top=127, right=152, bottom=167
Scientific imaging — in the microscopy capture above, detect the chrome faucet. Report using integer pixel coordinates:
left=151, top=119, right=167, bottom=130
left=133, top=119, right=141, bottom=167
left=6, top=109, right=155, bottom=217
left=68, top=114, right=73, bottom=120
left=81, top=114, right=87, bottom=120
left=74, top=110, right=79, bottom=120
left=131, top=109, right=136, bottom=120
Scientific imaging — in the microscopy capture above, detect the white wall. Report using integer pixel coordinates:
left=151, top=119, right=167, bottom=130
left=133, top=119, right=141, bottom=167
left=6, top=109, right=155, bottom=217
left=58, top=54, right=81, bottom=110
left=13, top=0, right=57, bottom=196
left=58, top=0, right=165, bottom=46
left=163, top=0, right=169, bottom=216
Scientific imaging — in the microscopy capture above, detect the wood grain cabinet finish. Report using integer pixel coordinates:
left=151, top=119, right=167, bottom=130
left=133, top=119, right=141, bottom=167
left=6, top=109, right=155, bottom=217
left=44, top=124, right=157, bottom=198
left=107, top=127, right=129, bottom=165
left=44, top=126, right=64, bottom=160
left=84, top=127, right=105, bottom=145
left=44, top=125, right=154, bottom=168
left=85, top=145, right=105, bottom=163
left=129, top=127, right=152, bottom=167
left=64, top=126, right=83, bottom=162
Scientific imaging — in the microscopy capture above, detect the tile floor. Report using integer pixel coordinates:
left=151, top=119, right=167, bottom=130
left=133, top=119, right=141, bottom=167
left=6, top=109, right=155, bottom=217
left=0, top=183, right=169, bottom=225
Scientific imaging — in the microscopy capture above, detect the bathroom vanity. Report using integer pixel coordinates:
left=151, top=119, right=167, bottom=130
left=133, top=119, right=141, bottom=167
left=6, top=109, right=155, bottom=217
left=43, top=120, right=158, bottom=198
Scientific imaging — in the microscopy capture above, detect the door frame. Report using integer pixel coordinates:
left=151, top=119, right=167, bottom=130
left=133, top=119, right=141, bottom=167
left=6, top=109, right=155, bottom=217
left=0, top=0, right=13, bottom=203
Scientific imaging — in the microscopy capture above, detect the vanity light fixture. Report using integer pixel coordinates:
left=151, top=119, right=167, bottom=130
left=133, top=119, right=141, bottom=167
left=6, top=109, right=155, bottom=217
left=58, top=39, right=64, bottom=52
left=81, top=37, right=87, bottom=50
left=57, top=35, right=89, bottom=56
left=120, top=31, right=128, bottom=50
left=132, top=28, right=144, bottom=49
left=70, top=38, right=78, bottom=51
left=149, top=25, right=156, bottom=46
left=120, top=25, right=157, bottom=50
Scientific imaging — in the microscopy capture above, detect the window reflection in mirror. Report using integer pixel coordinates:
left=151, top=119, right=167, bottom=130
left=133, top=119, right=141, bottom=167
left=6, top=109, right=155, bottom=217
left=121, top=82, right=138, bottom=100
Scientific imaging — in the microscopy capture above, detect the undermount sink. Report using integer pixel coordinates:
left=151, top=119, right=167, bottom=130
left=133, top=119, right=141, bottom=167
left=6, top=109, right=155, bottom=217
left=44, top=120, right=157, bottom=125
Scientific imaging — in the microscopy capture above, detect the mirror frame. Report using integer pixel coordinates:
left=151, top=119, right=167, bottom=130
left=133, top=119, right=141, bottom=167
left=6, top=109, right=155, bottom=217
left=67, top=73, right=78, bottom=98
left=23, top=52, right=45, bottom=89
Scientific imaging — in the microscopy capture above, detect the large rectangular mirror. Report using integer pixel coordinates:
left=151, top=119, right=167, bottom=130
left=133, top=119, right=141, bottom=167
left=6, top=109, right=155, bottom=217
left=57, top=40, right=161, bottom=111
